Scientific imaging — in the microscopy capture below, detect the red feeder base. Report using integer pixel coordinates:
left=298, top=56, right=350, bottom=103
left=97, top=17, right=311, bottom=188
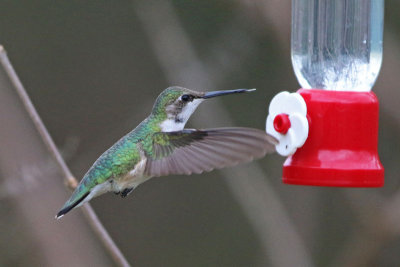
left=283, top=89, right=384, bottom=187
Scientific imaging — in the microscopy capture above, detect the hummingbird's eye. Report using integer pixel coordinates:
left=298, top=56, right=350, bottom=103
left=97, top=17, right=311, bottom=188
left=181, top=94, right=193, bottom=102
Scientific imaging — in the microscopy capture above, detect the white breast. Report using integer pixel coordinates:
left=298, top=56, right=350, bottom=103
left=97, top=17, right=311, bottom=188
left=159, top=118, right=184, bottom=132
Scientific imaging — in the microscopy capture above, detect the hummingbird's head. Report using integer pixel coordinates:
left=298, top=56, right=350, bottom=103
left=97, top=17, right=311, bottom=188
left=152, top=86, right=255, bottom=132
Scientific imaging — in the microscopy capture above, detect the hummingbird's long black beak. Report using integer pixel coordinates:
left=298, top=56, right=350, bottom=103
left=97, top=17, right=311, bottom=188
left=201, top=88, right=256, bottom=99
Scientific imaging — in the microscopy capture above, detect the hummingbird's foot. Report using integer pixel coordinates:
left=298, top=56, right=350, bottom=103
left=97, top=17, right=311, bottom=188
left=120, top=188, right=134, bottom=198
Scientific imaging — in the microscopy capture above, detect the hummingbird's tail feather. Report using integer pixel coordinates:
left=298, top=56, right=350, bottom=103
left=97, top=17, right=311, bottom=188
left=56, top=178, right=112, bottom=219
left=56, top=191, right=90, bottom=219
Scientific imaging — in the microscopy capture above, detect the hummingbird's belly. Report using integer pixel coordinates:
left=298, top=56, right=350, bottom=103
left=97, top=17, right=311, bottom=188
left=114, top=156, right=150, bottom=192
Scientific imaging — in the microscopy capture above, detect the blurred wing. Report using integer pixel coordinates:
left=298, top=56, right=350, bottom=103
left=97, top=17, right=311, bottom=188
left=144, top=127, right=277, bottom=177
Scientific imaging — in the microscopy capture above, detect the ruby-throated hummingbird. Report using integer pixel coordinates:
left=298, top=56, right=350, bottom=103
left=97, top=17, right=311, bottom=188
left=56, top=87, right=277, bottom=218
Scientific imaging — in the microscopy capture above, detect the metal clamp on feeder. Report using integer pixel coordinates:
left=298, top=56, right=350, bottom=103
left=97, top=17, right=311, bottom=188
left=266, top=0, right=384, bottom=187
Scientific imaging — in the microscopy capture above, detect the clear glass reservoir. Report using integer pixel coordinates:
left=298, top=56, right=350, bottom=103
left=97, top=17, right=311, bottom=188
left=291, top=0, right=384, bottom=91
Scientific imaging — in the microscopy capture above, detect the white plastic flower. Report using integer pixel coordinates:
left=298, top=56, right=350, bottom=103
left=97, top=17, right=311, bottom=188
left=266, top=91, right=309, bottom=156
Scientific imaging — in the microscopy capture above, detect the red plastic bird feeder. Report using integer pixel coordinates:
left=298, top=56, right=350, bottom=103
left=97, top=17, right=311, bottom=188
left=266, top=0, right=384, bottom=187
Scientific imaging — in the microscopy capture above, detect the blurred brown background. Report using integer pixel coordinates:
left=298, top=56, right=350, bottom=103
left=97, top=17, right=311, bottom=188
left=1, top=0, right=400, bottom=266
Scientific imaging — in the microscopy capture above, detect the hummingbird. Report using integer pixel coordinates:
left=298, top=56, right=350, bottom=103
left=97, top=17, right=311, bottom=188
left=56, top=87, right=277, bottom=219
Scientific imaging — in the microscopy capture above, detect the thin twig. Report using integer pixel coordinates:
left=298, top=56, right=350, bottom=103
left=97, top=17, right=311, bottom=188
left=0, top=45, right=76, bottom=189
left=83, top=205, right=131, bottom=267
left=134, top=2, right=314, bottom=266
left=0, top=45, right=131, bottom=267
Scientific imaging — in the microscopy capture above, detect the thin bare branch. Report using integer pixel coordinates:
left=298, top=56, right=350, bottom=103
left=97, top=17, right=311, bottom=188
left=83, top=205, right=131, bottom=267
left=0, top=45, right=131, bottom=267
left=134, top=1, right=313, bottom=266
left=0, top=46, right=76, bottom=189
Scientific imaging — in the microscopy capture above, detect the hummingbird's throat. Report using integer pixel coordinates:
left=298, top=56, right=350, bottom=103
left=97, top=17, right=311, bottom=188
left=160, top=99, right=203, bottom=132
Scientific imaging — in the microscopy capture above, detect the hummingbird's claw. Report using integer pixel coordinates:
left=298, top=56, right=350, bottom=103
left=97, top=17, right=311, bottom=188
left=120, top=188, right=134, bottom=198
